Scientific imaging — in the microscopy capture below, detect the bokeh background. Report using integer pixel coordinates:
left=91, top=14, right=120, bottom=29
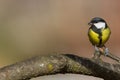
left=0, top=0, right=120, bottom=67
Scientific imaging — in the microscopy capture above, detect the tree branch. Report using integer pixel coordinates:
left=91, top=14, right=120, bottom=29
left=0, top=54, right=120, bottom=80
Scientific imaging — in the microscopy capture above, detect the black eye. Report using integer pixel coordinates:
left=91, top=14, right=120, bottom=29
left=94, top=21, right=98, bottom=23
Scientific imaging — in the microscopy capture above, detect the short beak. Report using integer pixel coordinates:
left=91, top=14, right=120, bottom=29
left=88, top=22, right=92, bottom=26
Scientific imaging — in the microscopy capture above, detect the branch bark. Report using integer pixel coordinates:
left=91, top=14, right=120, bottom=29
left=0, top=54, right=120, bottom=80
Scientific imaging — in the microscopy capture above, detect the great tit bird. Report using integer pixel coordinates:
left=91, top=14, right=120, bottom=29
left=88, top=17, right=111, bottom=57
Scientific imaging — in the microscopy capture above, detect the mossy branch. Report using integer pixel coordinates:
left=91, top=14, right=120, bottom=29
left=0, top=54, right=120, bottom=80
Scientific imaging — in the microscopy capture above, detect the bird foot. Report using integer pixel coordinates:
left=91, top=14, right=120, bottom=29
left=95, top=46, right=99, bottom=52
left=93, top=50, right=101, bottom=59
left=104, top=48, right=109, bottom=56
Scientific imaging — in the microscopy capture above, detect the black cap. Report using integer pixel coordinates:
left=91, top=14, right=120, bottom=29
left=90, top=17, right=106, bottom=23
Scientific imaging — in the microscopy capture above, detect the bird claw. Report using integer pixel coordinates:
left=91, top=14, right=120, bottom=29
left=93, top=51, right=101, bottom=59
left=104, top=48, right=109, bottom=56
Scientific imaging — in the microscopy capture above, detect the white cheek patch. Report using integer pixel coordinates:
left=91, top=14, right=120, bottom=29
left=94, top=22, right=105, bottom=29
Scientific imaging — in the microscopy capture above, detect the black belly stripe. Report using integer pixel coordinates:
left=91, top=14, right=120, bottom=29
left=98, top=33, right=102, bottom=47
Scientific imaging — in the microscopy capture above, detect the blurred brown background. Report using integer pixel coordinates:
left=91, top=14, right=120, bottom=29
left=0, top=0, right=120, bottom=67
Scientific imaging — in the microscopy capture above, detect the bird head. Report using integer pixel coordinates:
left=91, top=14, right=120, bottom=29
left=88, top=17, right=107, bottom=29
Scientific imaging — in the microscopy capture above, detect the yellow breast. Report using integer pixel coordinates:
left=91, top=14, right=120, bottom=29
left=88, top=29, right=100, bottom=46
left=101, top=28, right=111, bottom=45
left=88, top=28, right=111, bottom=46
